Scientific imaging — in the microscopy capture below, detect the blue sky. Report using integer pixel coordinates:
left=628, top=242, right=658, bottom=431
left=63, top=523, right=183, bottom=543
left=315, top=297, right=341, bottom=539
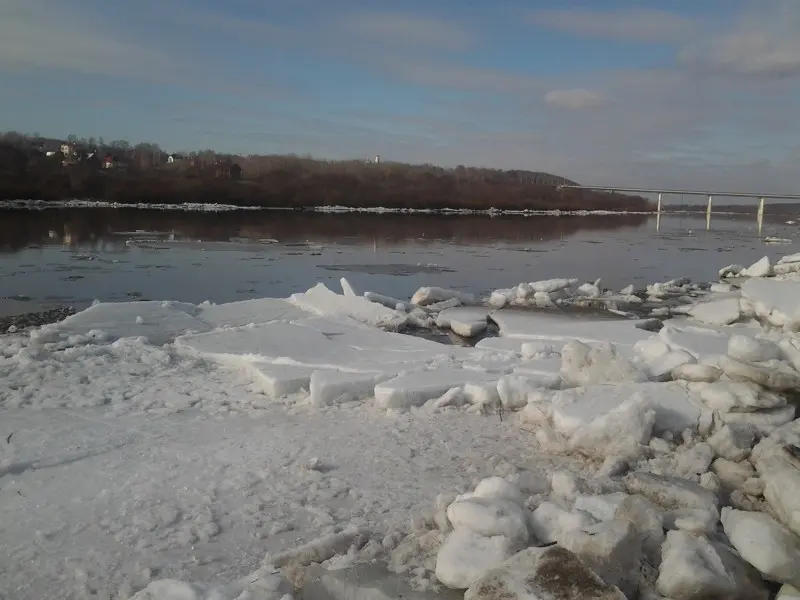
left=2, top=0, right=800, bottom=192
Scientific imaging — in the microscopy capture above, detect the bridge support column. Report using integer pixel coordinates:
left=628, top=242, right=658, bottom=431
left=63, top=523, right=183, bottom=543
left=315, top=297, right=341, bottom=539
left=706, top=195, right=713, bottom=231
left=657, top=192, right=662, bottom=214
left=757, top=197, right=765, bottom=236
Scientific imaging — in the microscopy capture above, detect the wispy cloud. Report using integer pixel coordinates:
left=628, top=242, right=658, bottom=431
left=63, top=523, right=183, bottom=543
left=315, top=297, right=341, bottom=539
left=528, top=8, right=696, bottom=43
left=380, top=59, right=544, bottom=93
left=338, top=12, right=474, bottom=51
left=0, top=0, right=177, bottom=80
left=680, top=2, right=800, bottom=79
left=544, top=89, right=608, bottom=109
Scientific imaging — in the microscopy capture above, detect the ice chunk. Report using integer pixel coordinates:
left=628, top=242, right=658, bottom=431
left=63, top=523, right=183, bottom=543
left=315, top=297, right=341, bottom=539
left=778, top=586, right=800, bottom=600
left=657, top=530, right=769, bottom=600
left=290, top=283, right=406, bottom=328
left=560, top=340, right=647, bottom=387
left=672, top=363, right=721, bottom=383
left=472, top=478, right=525, bottom=507
left=559, top=519, right=642, bottom=599
left=742, top=278, right=800, bottom=329
left=339, top=277, right=358, bottom=297
left=247, top=363, right=314, bottom=397
left=573, top=493, right=629, bottom=522
left=697, top=380, right=786, bottom=412
left=646, top=349, right=696, bottom=381
left=529, top=501, right=598, bottom=544
left=614, top=495, right=664, bottom=564
left=550, top=382, right=703, bottom=436
left=374, top=369, right=498, bottom=410
left=496, top=375, right=545, bottom=410
left=707, top=424, right=756, bottom=462
left=463, top=382, right=501, bottom=408
left=197, top=298, right=310, bottom=328
left=720, top=405, right=796, bottom=436
left=309, top=370, right=384, bottom=406
left=436, top=307, right=489, bottom=338
left=657, top=321, right=733, bottom=359
left=743, top=255, right=772, bottom=277
left=555, top=395, right=655, bottom=460
left=712, top=457, right=755, bottom=491
left=721, top=507, right=800, bottom=588
left=464, top=546, right=626, bottom=600
left=688, top=297, right=741, bottom=326
left=623, top=472, right=718, bottom=513
left=757, top=453, right=800, bottom=536
left=446, top=497, right=529, bottom=543
left=32, top=301, right=210, bottom=345
left=489, top=310, right=653, bottom=349
left=411, top=287, right=476, bottom=306
left=728, top=334, right=782, bottom=362
left=363, top=291, right=411, bottom=312
left=720, top=355, right=800, bottom=391
left=530, top=278, right=578, bottom=293
left=719, top=264, right=745, bottom=278
left=435, top=528, right=517, bottom=590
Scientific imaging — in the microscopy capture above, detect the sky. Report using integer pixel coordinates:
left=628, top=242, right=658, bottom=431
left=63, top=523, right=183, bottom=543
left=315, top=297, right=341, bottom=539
left=1, top=0, right=800, bottom=194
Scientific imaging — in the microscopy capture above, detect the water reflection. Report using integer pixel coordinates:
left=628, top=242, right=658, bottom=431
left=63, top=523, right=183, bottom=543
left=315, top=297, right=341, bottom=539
left=0, top=209, right=650, bottom=254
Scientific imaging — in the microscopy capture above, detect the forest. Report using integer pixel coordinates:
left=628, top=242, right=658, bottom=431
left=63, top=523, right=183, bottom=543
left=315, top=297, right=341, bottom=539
left=0, top=132, right=653, bottom=212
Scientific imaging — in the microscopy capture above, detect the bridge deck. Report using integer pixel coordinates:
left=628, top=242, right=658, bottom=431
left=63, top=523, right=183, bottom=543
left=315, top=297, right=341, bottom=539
left=558, top=185, right=800, bottom=200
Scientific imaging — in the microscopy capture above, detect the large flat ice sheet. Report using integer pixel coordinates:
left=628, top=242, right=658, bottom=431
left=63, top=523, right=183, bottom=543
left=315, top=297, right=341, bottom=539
left=198, top=298, right=311, bottom=328
left=31, top=301, right=211, bottom=345
left=489, top=310, right=653, bottom=349
left=289, top=283, right=407, bottom=328
left=177, top=322, right=447, bottom=374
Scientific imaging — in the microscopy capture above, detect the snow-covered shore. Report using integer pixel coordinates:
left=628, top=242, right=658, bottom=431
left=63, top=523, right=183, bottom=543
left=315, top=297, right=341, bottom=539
left=0, top=198, right=652, bottom=215
left=2, top=253, right=800, bottom=599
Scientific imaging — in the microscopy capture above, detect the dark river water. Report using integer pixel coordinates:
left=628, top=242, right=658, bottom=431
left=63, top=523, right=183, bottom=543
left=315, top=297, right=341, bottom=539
left=1, top=208, right=798, bottom=317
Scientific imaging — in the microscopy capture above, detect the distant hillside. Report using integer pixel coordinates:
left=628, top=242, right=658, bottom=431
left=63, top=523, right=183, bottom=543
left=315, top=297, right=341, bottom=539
left=0, top=136, right=651, bottom=212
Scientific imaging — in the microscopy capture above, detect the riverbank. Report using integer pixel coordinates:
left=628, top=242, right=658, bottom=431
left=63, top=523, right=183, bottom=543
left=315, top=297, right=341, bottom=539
left=0, top=143, right=651, bottom=212
left=2, top=252, right=800, bottom=599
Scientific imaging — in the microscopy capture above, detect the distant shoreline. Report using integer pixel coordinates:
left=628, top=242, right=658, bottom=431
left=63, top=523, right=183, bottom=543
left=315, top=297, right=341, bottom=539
left=0, top=198, right=656, bottom=215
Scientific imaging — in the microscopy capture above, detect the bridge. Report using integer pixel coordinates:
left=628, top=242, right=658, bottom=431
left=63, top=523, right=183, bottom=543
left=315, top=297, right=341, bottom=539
left=557, top=185, right=800, bottom=234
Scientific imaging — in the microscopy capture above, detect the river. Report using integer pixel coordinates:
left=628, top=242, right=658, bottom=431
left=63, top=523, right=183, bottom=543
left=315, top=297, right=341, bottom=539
left=1, top=208, right=797, bottom=317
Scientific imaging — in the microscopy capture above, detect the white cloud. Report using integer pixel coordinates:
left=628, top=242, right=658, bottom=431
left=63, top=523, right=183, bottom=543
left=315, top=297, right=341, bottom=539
left=339, top=12, right=473, bottom=50
left=544, top=88, right=608, bottom=109
left=529, top=8, right=696, bottom=43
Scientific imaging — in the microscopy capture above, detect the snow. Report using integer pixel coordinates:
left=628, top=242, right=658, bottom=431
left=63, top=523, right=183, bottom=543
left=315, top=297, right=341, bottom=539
left=6, top=251, right=800, bottom=598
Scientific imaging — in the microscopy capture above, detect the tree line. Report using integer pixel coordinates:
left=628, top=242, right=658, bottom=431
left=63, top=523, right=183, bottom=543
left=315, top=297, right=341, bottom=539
left=0, top=131, right=654, bottom=212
